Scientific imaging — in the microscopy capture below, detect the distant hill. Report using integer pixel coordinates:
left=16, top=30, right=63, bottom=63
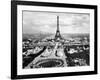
left=23, top=33, right=89, bottom=41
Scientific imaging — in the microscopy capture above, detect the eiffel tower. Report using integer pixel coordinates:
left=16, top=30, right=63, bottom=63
left=55, top=16, right=62, bottom=41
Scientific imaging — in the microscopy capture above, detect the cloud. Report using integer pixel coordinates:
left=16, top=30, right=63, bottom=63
left=23, top=11, right=90, bottom=34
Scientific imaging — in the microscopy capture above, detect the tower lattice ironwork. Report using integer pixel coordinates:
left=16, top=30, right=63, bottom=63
left=55, top=16, right=62, bottom=41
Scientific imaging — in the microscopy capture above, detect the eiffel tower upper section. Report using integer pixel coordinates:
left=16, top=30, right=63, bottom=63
left=55, top=16, right=62, bottom=41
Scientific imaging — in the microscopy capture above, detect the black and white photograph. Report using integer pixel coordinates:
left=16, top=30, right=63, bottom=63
left=22, top=11, right=90, bottom=69
left=11, top=1, right=97, bottom=79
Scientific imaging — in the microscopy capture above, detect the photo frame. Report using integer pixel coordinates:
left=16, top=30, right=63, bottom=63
left=11, top=0, right=97, bottom=79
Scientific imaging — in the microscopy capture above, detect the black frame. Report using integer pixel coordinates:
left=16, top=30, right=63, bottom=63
left=11, top=0, right=98, bottom=79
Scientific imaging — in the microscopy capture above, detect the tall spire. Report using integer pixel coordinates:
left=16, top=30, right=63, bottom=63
left=57, top=16, right=59, bottom=31
left=55, top=16, right=62, bottom=41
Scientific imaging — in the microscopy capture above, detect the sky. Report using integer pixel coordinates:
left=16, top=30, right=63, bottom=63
left=23, top=11, right=90, bottom=34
